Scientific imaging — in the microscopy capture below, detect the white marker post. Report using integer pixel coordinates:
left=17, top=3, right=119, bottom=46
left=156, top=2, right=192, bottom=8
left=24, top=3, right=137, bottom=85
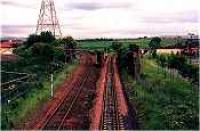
left=50, top=74, right=54, bottom=98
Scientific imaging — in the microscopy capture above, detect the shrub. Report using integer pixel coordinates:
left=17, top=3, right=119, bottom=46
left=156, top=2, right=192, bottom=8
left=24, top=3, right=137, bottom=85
left=111, top=41, right=122, bottom=51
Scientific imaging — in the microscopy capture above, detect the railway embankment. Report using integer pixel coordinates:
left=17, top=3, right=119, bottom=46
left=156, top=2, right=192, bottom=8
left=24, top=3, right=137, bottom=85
left=89, top=56, right=109, bottom=130
left=90, top=55, right=135, bottom=130
left=24, top=53, right=99, bottom=130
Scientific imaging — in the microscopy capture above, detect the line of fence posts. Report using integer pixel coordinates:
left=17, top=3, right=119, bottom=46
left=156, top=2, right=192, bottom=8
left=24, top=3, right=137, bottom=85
left=156, top=56, right=180, bottom=83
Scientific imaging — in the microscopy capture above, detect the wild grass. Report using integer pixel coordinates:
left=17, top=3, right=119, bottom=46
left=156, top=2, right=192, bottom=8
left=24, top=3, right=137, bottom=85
left=1, top=62, right=78, bottom=129
left=121, top=58, right=199, bottom=129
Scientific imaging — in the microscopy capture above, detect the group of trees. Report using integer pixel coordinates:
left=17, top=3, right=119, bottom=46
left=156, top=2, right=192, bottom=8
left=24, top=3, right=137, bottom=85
left=1, top=32, right=77, bottom=129
left=111, top=40, right=142, bottom=78
left=154, top=53, right=198, bottom=84
left=26, top=31, right=56, bottom=48
left=118, top=43, right=141, bottom=79
left=149, top=35, right=198, bottom=84
left=111, top=41, right=122, bottom=51
left=149, top=37, right=161, bottom=49
left=13, top=32, right=77, bottom=75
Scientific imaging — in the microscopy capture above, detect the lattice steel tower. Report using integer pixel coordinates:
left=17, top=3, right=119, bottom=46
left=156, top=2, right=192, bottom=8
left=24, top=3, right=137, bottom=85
left=36, top=0, right=62, bottom=38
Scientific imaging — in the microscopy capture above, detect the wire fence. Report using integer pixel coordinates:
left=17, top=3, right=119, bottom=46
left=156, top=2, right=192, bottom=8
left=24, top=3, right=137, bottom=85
left=1, top=71, right=36, bottom=104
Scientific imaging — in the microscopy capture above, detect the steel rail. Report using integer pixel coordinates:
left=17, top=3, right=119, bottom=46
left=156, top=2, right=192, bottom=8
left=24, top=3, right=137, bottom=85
left=41, top=69, right=90, bottom=130
left=57, top=70, right=90, bottom=130
left=101, top=56, right=124, bottom=130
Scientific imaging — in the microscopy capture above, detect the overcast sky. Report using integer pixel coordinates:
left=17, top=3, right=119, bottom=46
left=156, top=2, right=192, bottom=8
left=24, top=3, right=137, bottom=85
left=1, top=0, right=199, bottom=38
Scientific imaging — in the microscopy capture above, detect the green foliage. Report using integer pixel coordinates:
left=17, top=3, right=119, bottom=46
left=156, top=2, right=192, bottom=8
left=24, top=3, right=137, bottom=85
left=118, top=43, right=141, bottom=78
left=60, top=36, right=77, bottom=62
left=26, top=34, right=40, bottom=47
left=149, top=37, right=161, bottom=49
left=154, top=54, right=198, bottom=84
left=129, top=44, right=139, bottom=51
left=62, top=36, right=77, bottom=48
left=168, top=54, right=186, bottom=69
left=152, top=50, right=157, bottom=58
left=40, top=31, right=56, bottom=43
left=78, top=38, right=179, bottom=50
left=53, top=49, right=65, bottom=62
left=25, top=31, right=55, bottom=48
left=1, top=63, right=78, bottom=129
left=31, top=43, right=54, bottom=61
left=157, top=54, right=166, bottom=67
left=111, top=41, right=122, bottom=51
left=121, top=58, right=198, bottom=129
left=176, top=36, right=184, bottom=46
left=13, top=45, right=32, bottom=58
left=2, top=32, right=78, bottom=129
left=51, top=39, right=63, bottom=47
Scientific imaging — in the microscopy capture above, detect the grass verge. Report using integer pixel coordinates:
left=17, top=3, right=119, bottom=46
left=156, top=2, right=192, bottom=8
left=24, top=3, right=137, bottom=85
left=121, top=58, right=199, bottom=129
left=1, top=61, right=78, bottom=129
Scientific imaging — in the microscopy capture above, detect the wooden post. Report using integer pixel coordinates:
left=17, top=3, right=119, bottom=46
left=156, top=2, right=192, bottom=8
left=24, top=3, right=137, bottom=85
left=50, top=74, right=54, bottom=98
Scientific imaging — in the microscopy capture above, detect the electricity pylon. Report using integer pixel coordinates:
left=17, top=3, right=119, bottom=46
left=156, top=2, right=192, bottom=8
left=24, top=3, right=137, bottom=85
left=36, top=0, right=62, bottom=38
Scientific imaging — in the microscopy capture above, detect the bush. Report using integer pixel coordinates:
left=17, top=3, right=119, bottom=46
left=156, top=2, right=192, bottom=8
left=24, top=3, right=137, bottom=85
left=40, top=31, right=56, bottom=43
left=25, top=31, right=56, bottom=48
left=168, top=55, right=186, bottom=69
left=152, top=50, right=157, bottom=58
left=149, top=37, right=161, bottom=49
left=129, top=44, right=139, bottom=51
left=26, top=34, right=41, bottom=47
left=111, top=41, right=122, bottom=51
left=155, top=54, right=198, bottom=84
left=158, top=54, right=166, bottom=67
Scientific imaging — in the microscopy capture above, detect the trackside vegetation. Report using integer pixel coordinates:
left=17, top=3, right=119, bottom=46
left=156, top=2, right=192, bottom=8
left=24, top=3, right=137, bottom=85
left=120, top=57, right=198, bottom=129
left=152, top=53, right=199, bottom=85
left=1, top=32, right=78, bottom=129
left=1, top=63, right=78, bottom=129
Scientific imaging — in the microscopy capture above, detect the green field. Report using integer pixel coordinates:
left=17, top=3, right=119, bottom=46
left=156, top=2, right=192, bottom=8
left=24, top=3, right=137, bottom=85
left=77, top=38, right=178, bottom=49
left=121, top=57, right=199, bottom=129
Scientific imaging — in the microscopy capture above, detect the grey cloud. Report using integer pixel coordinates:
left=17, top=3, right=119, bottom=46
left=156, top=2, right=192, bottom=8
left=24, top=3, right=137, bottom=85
left=1, top=1, right=36, bottom=9
left=141, top=11, right=198, bottom=24
left=65, top=2, right=132, bottom=11
left=2, top=25, right=35, bottom=36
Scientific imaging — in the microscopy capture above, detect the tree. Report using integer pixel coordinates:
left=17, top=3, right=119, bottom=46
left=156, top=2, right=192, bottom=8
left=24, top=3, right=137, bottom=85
left=31, top=42, right=55, bottom=73
left=129, top=44, right=139, bottom=51
left=51, top=39, right=63, bottom=47
left=111, top=41, right=122, bottom=51
left=149, top=37, right=161, bottom=49
left=152, top=50, right=157, bottom=58
left=26, top=31, right=56, bottom=48
left=168, top=54, right=186, bottom=69
left=62, top=36, right=77, bottom=48
left=31, top=43, right=54, bottom=59
left=61, top=36, right=77, bottom=62
left=159, top=54, right=166, bottom=67
left=176, top=36, right=183, bottom=47
left=26, top=34, right=40, bottom=47
left=40, top=31, right=55, bottom=43
left=126, top=44, right=140, bottom=78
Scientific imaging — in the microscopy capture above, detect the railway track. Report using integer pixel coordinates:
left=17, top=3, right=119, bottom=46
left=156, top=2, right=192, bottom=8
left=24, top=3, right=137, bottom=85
left=101, top=57, right=125, bottom=130
left=41, top=69, right=91, bottom=130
